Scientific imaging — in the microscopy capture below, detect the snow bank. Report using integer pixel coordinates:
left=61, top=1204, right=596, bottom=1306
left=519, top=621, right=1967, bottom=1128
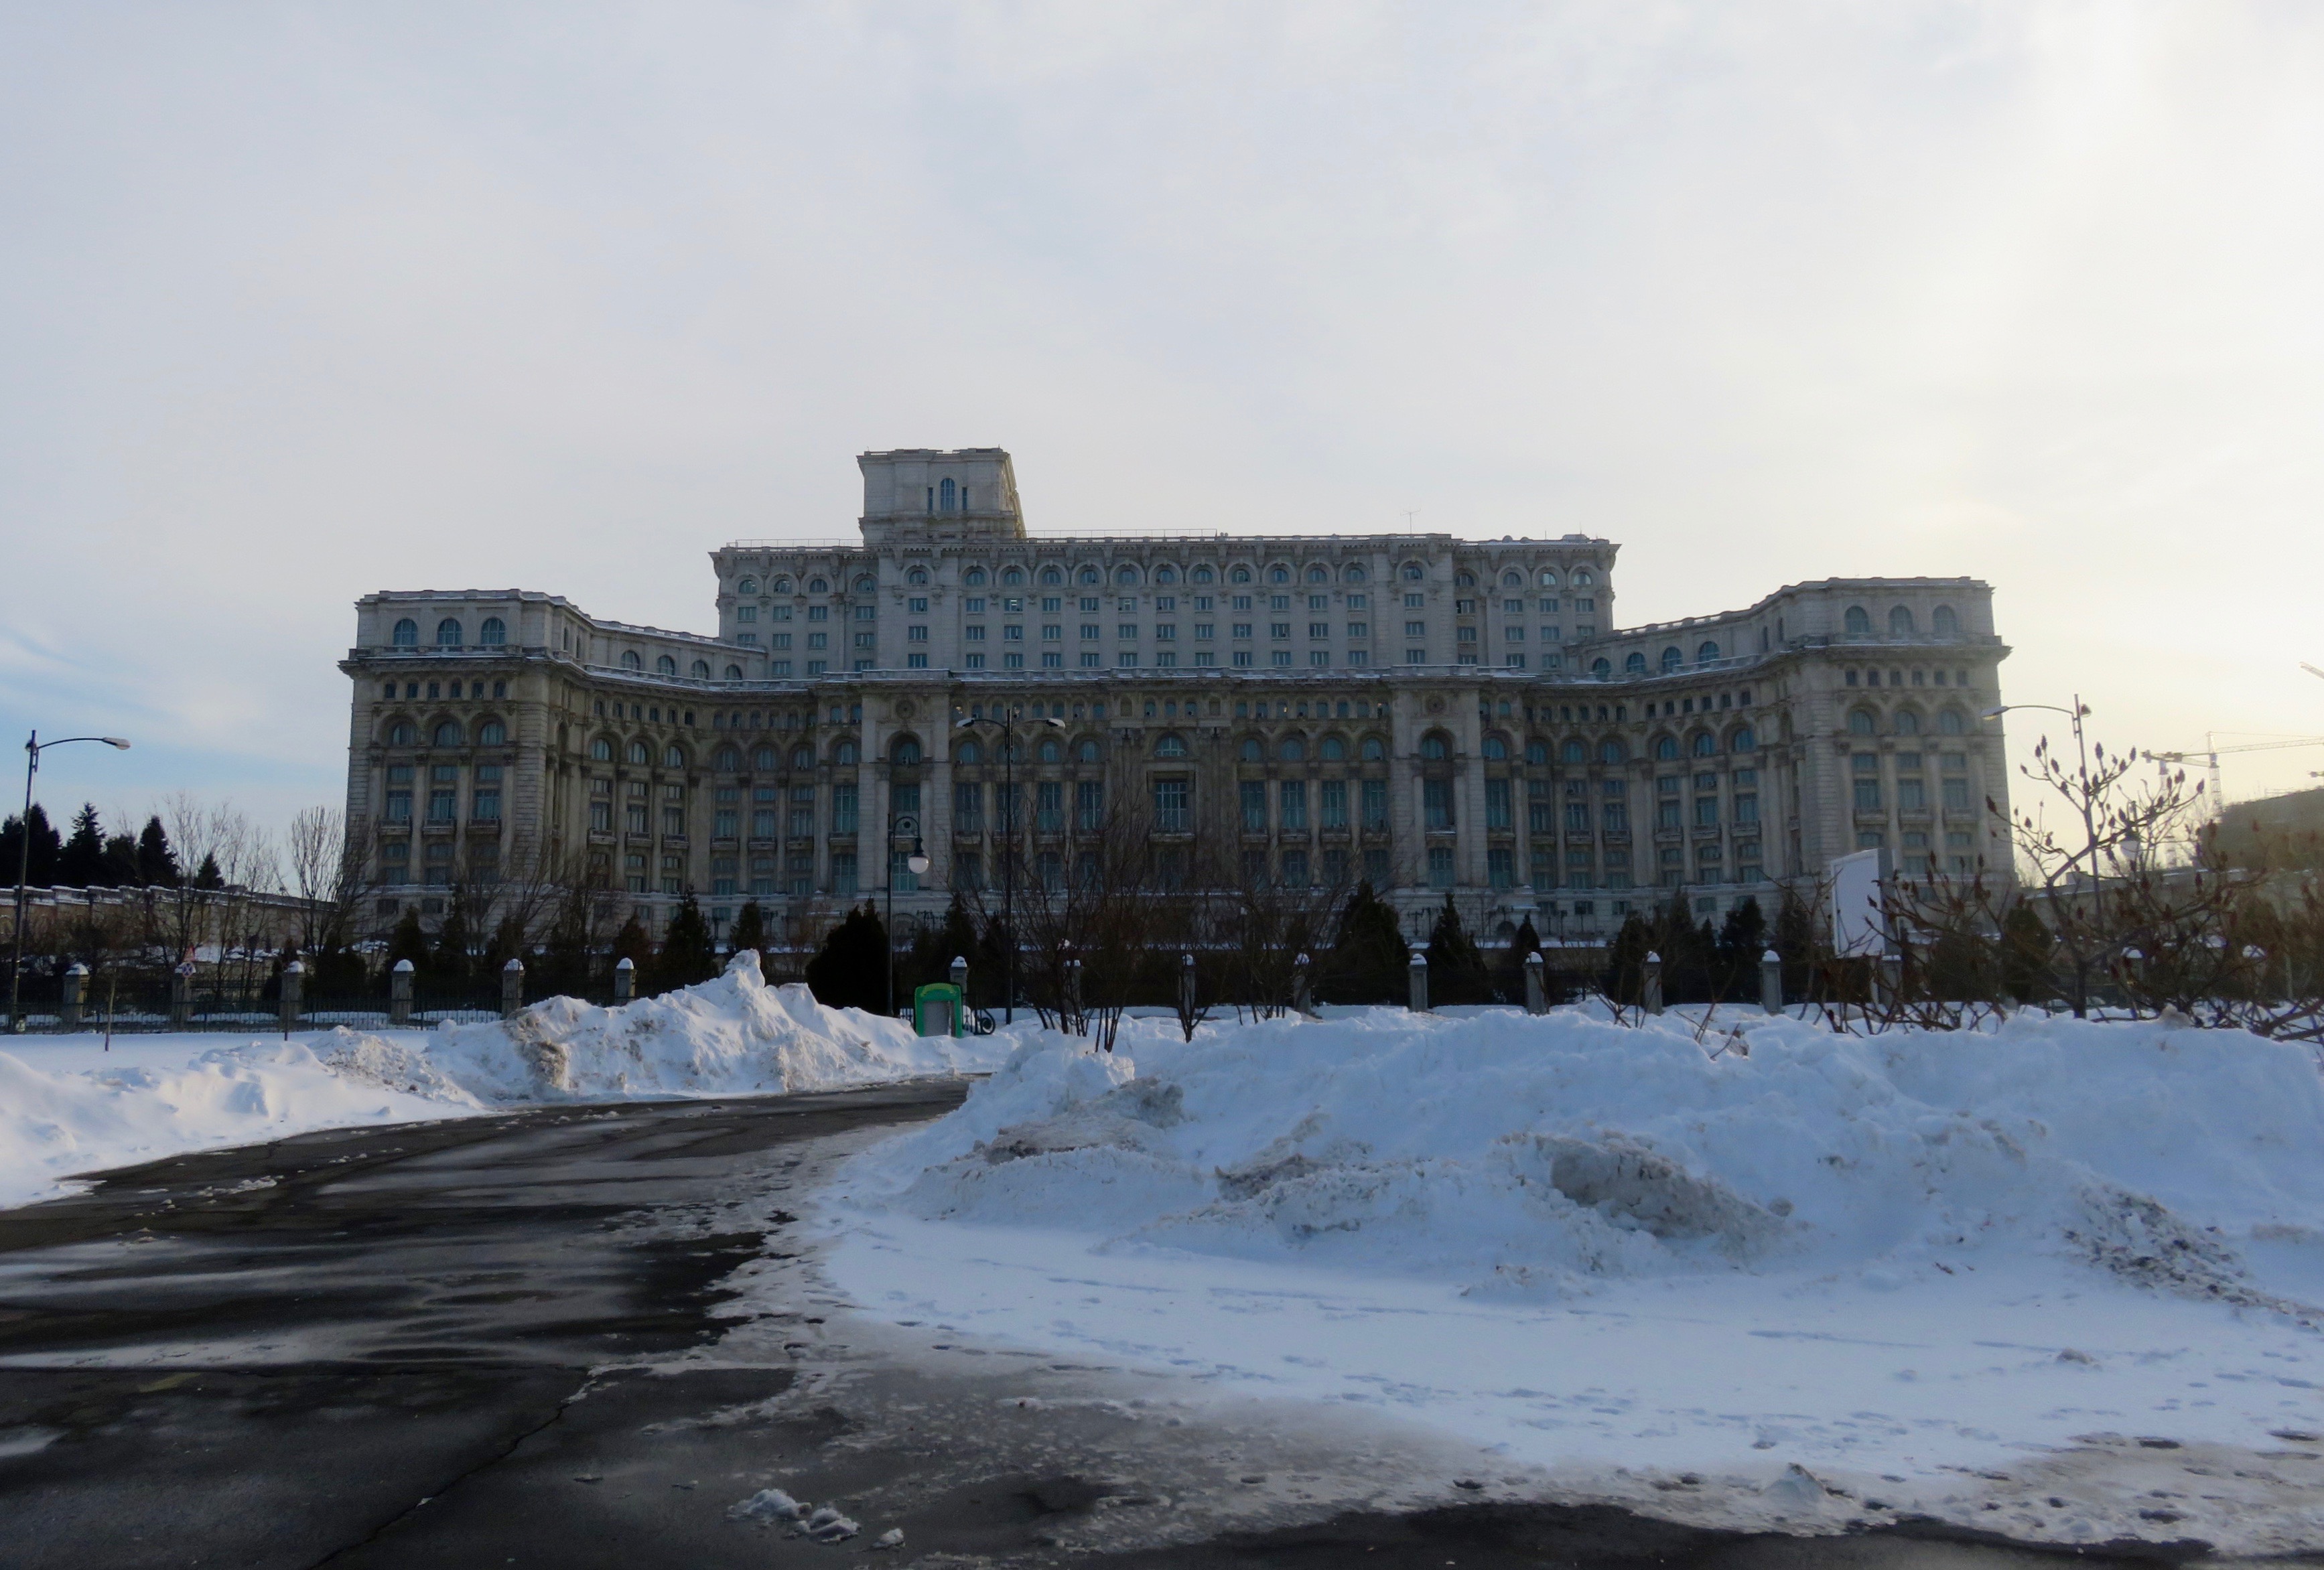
left=841, top=1007, right=2324, bottom=1301
left=0, top=951, right=1004, bottom=1209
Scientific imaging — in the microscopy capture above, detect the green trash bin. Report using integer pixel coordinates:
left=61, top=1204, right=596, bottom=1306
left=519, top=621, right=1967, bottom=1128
left=912, top=981, right=965, bottom=1038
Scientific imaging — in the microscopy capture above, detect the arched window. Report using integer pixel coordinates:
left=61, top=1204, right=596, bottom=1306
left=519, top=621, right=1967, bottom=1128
left=391, top=618, right=418, bottom=647
left=1692, top=731, right=1716, bottom=757
left=715, top=745, right=741, bottom=771
left=1573, top=567, right=1595, bottom=586
left=833, top=739, right=858, bottom=766
left=1889, top=605, right=1916, bottom=636
left=737, top=577, right=758, bottom=595
left=1268, top=565, right=1290, bottom=584
left=690, top=659, right=711, bottom=679
left=907, top=567, right=929, bottom=586
left=479, top=617, right=506, bottom=646
left=1501, top=571, right=1523, bottom=587
left=1599, top=738, right=1627, bottom=764
left=1420, top=731, right=1450, bottom=760
left=1040, top=566, right=1063, bottom=585
left=1562, top=739, right=1586, bottom=764
left=621, top=650, right=642, bottom=669
left=1280, top=735, right=1306, bottom=762
left=1320, top=735, right=1347, bottom=761
left=435, top=618, right=462, bottom=647
left=1402, top=562, right=1424, bottom=581
left=1154, top=565, right=1177, bottom=583
left=808, top=577, right=829, bottom=593
left=1115, top=565, right=1140, bottom=585
left=772, top=576, right=793, bottom=594
left=656, top=654, right=678, bottom=675
left=1895, top=709, right=1922, bottom=736
left=1456, top=571, right=1475, bottom=587
left=1937, top=709, right=1966, bottom=735
left=1697, top=640, right=1720, bottom=664
left=432, top=720, right=462, bottom=747
left=1481, top=734, right=1508, bottom=760
left=1344, top=565, right=1367, bottom=582
left=1731, top=726, right=1757, bottom=753
left=939, top=477, right=956, bottom=510
left=1625, top=652, right=1648, bottom=674
left=754, top=746, right=776, bottom=770
left=1306, top=565, right=1328, bottom=583
left=1844, top=605, right=1872, bottom=635
left=1848, top=709, right=1877, bottom=737
left=1537, top=569, right=1560, bottom=587
left=664, top=744, right=686, bottom=768
left=1079, top=566, right=1101, bottom=585
left=965, top=567, right=987, bottom=586
left=724, top=664, right=742, bottom=680
left=1525, top=739, right=1548, bottom=766
left=1239, top=737, right=1263, bottom=762
left=892, top=736, right=922, bottom=765
left=1231, top=565, right=1253, bottom=583
left=957, top=739, right=981, bottom=764
left=1038, top=738, right=1062, bottom=763
left=627, top=740, right=652, bottom=765
left=1191, top=565, right=1215, bottom=583
left=1655, top=735, right=1680, bottom=761
left=1661, top=647, right=1682, bottom=672
left=1077, top=738, right=1102, bottom=763
left=389, top=720, right=418, bottom=745
left=590, top=737, right=612, bottom=761
left=792, top=745, right=814, bottom=769
left=478, top=719, right=507, bottom=745
left=1591, top=658, right=1612, bottom=677
left=1002, top=567, right=1024, bottom=586
left=1932, top=605, right=1959, bottom=638
left=1155, top=733, right=1188, bottom=758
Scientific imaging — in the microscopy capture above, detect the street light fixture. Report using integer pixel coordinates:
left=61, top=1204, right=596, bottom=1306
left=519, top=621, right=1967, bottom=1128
left=11, top=731, right=132, bottom=1033
left=954, top=705, right=1065, bottom=1025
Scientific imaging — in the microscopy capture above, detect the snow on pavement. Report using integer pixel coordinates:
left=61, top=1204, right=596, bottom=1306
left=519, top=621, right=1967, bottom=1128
left=0, top=952, right=1006, bottom=1209
left=815, top=1005, right=2324, bottom=1551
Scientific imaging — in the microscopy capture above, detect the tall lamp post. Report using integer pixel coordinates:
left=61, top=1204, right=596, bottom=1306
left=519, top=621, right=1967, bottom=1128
left=11, top=731, right=132, bottom=1032
left=1981, top=696, right=2096, bottom=1016
left=954, top=706, right=1064, bottom=1025
left=883, top=811, right=929, bottom=1017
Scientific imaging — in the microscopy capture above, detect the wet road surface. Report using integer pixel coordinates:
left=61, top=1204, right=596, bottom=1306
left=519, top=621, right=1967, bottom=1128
left=0, top=1086, right=2229, bottom=1568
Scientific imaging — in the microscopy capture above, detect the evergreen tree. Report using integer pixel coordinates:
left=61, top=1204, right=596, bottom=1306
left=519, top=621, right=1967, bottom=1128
left=1317, top=880, right=1408, bottom=1003
left=1491, top=914, right=1560, bottom=1005
left=805, top=902, right=889, bottom=1013
left=610, top=911, right=655, bottom=997
left=1602, top=912, right=1653, bottom=1005
left=432, top=905, right=472, bottom=989
left=536, top=895, right=596, bottom=999
left=1773, top=885, right=1818, bottom=1001
left=902, top=892, right=980, bottom=1001
left=192, top=852, right=225, bottom=891
left=1712, top=897, right=1768, bottom=998
left=1999, top=902, right=2055, bottom=1005
left=56, top=804, right=109, bottom=887
left=385, top=908, right=429, bottom=989
left=1424, top=894, right=1493, bottom=1005
left=727, top=900, right=768, bottom=961
left=135, top=816, right=181, bottom=887
left=101, top=832, right=139, bottom=885
left=652, top=896, right=719, bottom=993
left=0, top=805, right=62, bottom=887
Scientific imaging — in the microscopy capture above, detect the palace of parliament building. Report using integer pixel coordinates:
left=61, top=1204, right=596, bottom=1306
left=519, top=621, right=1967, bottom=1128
left=341, top=448, right=2011, bottom=946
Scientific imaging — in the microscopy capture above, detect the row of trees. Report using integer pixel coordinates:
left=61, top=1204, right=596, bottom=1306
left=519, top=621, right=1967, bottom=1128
left=1, top=804, right=209, bottom=891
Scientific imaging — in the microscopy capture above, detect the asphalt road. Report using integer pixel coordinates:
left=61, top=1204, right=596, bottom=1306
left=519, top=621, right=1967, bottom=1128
left=0, top=1087, right=2219, bottom=1569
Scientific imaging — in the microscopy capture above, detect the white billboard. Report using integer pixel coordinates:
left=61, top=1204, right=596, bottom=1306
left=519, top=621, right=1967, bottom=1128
left=1828, top=847, right=1891, bottom=958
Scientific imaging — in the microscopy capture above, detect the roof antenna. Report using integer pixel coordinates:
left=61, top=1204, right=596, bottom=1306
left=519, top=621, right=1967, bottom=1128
left=1402, top=510, right=1420, bottom=530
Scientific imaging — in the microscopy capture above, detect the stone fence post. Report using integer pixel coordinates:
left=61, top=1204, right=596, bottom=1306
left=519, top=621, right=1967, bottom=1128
left=1760, top=948, right=1783, bottom=1015
left=171, top=962, right=195, bottom=1029
left=1408, top=951, right=1429, bottom=1013
left=501, top=957, right=525, bottom=1020
left=63, top=962, right=87, bottom=1031
left=389, top=958, right=414, bottom=1027
left=281, top=959, right=304, bottom=1034
left=1523, top=950, right=1546, bottom=1015
left=1643, top=950, right=1664, bottom=1015
left=1292, top=952, right=1312, bottom=1016
left=613, top=955, right=635, bottom=1005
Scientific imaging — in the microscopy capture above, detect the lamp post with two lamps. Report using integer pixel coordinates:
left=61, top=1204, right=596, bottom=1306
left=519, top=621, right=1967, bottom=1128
left=953, top=704, right=1065, bottom=1025
left=883, top=811, right=930, bottom=1018
left=11, top=730, right=132, bottom=1032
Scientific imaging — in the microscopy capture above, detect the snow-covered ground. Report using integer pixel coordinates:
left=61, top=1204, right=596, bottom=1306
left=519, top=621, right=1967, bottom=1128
left=0, top=952, right=1004, bottom=1209
left=817, top=1005, right=2324, bottom=1551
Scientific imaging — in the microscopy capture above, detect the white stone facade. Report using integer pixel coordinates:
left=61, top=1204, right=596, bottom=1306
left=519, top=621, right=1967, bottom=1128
left=341, top=448, right=2012, bottom=946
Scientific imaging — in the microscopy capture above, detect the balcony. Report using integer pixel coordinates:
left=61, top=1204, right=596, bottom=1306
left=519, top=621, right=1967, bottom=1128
left=588, top=829, right=614, bottom=846
left=663, top=834, right=689, bottom=850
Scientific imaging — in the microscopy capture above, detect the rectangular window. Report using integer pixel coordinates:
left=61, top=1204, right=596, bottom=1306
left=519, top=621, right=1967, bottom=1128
left=889, top=848, right=920, bottom=894
left=1365, top=847, right=1391, bottom=886
left=1118, top=624, right=1138, bottom=640
left=994, top=784, right=1020, bottom=833
left=832, top=783, right=858, bottom=833
left=1405, top=648, right=1426, bottom=664
left=1457, top=626, right=1477, bottom=644
left=752, top=807, right=774, bottom=837
left=1488, top=847, right=1514, bottom=887
left=1194, top=623, right=1213, bottom=640
left=1280, top=779, right=1308, bottom=831
left=1042, top=624, right=1061, bottom=641
left=1531, top=849, right=1556, bottom=891
left=954, top=782, right=982, bottom=831
left=1694, top=796, right=1718, bottom=828
left=1004, top=624, right=1023, bottom=641
left=907, top=652, right=929, bottom=668
left=1080, top=624, right=1099, bottom=640
left=1942, top=777, right=1970, bottom=810
left=831, top=851, right=856, bottom=895
left=789, top=786, right=815, bottom=837
left=1232, top=622, right=1253, bottom=639
left=1081, top=652, right=1101, bottom=667
left=1241, top=780, right=1268, bottom=832
left=1153, top=776, right=1190, bottom=831
left=1320, top=778, right=1348, bottom=829
left=1423, top=778, right=1452, bottom=831
left=955, top=851, right=983, bottom=891
left=1428, top=845, right=1454, bottom=888
left=772, top=632, right=792, bottom=650
left=906, top=624, right=927, bottom=642
left=428, top=788, right=456, bottom=823
left=1566, top=800, right=1590, bottom=832
left=807, top=633, right=827, bottom=650
left=713, top=807, right=736, bottom=838
left=1036, top=780, right=1064, bottom=832
left=1406, top=620, right=1426, bottom=638
left=1898, top=778, right=1927, bottom=811
left=808, top=605, right=828, bottom=622
left=1854, top=779, right=1883, bottom=811
left=1308, top=622, right=1329, bottom=639
left=1156, top=623, right=1175, bottom=640
left=1657, top=799, right=1681, bottom=830
left=966, top=625, right=985, bottom=641
left=590, top=800, right=612, bottom=832
left=1076, top=780, right=1103, bottom=831
left=1485, top=777, right=1511, bottom=830
left=963, top=653, right=984, bottom=668
left=1529, top=780, right=1552, bottom=834
left=626, top=802, right=649, bottom=833
left=1505, top=626, right=1524, bottom=641
left=1361, top=778, right=1387, bottom=831
left=663, top=806, right=685, bottom=835
left=385, top=790, right=412, bottom=822
left=1735, top=793, right=1759, bottom=824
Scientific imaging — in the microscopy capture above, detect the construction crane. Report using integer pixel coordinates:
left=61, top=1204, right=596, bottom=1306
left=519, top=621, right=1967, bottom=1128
left=2150, top=734, right=2324, bottom=810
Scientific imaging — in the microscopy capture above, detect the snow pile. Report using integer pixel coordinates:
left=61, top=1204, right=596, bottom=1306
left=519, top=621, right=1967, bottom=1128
left=841, top=1007, right=2324, bottom=1301
left=0, top=951, right=1004, bottom=1209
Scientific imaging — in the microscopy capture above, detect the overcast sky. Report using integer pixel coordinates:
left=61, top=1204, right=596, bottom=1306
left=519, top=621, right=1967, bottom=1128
left=3, top=1, right=2321, bottom=843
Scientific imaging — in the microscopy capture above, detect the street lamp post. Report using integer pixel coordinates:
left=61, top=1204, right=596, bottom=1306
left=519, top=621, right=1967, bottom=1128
left=883, top=810, right=930, bottom=1018
left=955, top=706, right=1065, bottom=1025
left=1981, top=695, right=2097, bottom=1016
left=10, top=731, right=131, bottom=1032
